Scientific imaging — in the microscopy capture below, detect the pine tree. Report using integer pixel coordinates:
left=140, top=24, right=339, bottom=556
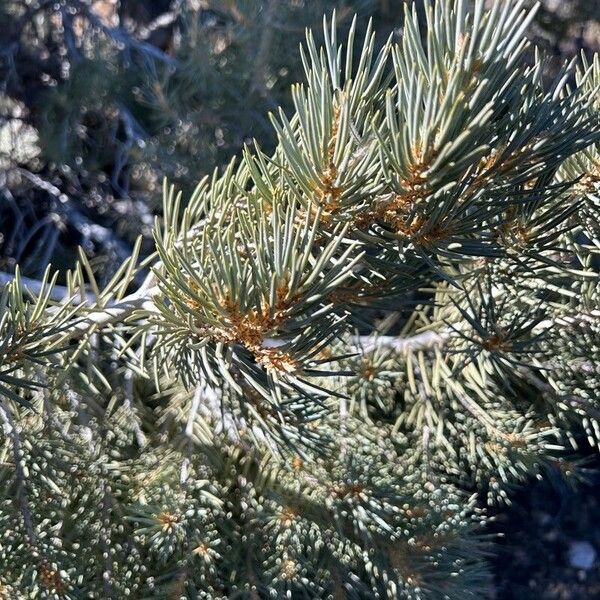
left=1, top=1, right=600, bottom=598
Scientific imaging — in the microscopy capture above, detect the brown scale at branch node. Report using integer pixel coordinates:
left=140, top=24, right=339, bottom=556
left=38, top=563, right=65, bottom=592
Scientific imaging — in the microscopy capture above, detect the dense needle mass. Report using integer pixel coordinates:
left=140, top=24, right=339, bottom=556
left=1, top=1, right=600, bottom=598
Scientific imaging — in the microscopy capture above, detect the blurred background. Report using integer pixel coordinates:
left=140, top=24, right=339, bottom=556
left=1, top=1, right=599, bottom=598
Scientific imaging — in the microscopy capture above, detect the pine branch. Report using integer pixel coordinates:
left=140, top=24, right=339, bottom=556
left=2, top=3, right=600, bottom=596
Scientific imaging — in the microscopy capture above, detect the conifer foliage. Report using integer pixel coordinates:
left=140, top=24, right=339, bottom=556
left=1, top=1, right=600, bottom=598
